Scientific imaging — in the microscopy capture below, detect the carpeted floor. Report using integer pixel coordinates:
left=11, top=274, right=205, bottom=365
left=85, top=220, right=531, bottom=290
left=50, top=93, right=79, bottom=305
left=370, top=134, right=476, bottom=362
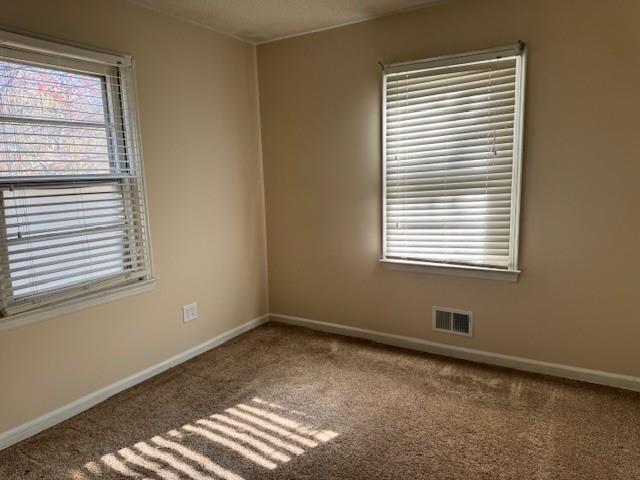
left=1, top=322, right=639, bottom=480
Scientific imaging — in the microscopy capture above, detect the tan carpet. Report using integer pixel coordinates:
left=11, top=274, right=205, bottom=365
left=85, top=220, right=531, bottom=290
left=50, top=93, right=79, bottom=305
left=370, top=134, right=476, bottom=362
left=1, top=322, right=639, bottom=479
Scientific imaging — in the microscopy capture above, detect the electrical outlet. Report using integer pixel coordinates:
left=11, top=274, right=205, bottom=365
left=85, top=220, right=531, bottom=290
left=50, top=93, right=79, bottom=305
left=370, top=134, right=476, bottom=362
left=182, top=303, right=198, bottom=323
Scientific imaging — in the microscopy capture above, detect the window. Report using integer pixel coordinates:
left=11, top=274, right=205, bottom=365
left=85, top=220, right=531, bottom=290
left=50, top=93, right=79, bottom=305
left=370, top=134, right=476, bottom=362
left=0, top=30, right=153, bottom=321
left=382, top=43, right=526, bottom=278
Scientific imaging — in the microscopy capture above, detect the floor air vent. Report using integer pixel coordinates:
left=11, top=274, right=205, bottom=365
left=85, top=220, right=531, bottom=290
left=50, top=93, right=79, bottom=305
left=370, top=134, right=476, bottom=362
left=432, top=307, right=473, bottom=337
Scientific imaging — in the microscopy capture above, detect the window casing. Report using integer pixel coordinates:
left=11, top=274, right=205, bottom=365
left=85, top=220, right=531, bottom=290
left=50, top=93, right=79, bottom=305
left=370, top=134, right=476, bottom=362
left=0, top=30, right=153, bottom=321
left=381, top=44, right=526, bottom=277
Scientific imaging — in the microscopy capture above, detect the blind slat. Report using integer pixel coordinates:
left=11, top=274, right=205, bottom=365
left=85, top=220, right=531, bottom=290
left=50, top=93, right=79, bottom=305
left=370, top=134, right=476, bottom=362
left=386, top=64, right=516, bottom=87
left=386, top=105, right=515, bottom=131
left=2, top=240, right=146, bottom=269
left=386, top=97, right=515, bottom=124
left=386, top=89, right=515, bottom=117
left=387, top=123, right=514, bottom=146
left=4, top=254, right=146, bottom=284
left=387, top=134, right=513, bottom=156
left=386, top=74, right=515, bottom=104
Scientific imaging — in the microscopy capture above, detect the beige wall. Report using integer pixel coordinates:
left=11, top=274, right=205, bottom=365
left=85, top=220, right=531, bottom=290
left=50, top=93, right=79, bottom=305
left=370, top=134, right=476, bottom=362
left=0, top=0, right=268, bottom=432
left=258, top=0, right=640, bottom=377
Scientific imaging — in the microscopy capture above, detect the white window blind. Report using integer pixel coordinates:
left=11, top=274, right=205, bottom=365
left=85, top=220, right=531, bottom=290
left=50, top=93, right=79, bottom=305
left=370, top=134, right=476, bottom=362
left=0, top=31, right=152, bottom=318
left=382, top=44, right=526, bottom=271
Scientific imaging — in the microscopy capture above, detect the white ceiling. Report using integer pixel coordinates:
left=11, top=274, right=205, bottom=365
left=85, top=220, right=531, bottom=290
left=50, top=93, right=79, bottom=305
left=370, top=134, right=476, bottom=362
left=128, top=0, right=444, bottom=44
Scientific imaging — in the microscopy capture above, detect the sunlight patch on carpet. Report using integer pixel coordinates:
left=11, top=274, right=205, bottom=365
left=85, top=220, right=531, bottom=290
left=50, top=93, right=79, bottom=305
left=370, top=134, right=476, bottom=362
left=70, top=398, right=339, bottom=479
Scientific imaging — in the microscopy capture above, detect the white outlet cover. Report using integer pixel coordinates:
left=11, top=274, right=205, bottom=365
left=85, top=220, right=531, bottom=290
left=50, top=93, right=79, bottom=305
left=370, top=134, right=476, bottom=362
left=183, top=303, right=198, bottom=322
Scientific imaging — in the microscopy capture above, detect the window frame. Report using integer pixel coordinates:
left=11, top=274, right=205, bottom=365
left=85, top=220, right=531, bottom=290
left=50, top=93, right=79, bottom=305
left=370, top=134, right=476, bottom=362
left=380, top=43, right=527, bottom=282
left=0, top=29, right=155, bottom=329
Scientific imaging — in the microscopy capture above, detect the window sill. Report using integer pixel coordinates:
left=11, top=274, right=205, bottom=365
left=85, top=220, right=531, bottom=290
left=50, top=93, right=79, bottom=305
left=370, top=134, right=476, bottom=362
left=0, top=279, right=156, bottom=331
left=380, top=259, right=520, bottom=282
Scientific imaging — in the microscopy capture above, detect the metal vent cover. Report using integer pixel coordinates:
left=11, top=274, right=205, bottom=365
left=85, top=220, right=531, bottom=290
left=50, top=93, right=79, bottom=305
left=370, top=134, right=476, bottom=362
left=432, top=307, right=473, bottom=337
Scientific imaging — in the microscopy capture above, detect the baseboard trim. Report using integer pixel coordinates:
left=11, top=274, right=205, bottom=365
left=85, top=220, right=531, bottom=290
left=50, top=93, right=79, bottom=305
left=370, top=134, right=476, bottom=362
left=3, top=311, right=638, bottom=451
left=271, top=313, right=640, bottom=392
left=0, top=314, right=269, bottom=451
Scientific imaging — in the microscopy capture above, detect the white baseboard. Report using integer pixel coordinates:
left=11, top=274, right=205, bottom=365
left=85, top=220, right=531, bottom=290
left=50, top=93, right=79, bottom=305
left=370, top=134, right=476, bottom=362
left=271, top=313, right=640, bottom=392
left=3, top=311, right=638, bottom=452
left=0, top=314, right=269, bottom=451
